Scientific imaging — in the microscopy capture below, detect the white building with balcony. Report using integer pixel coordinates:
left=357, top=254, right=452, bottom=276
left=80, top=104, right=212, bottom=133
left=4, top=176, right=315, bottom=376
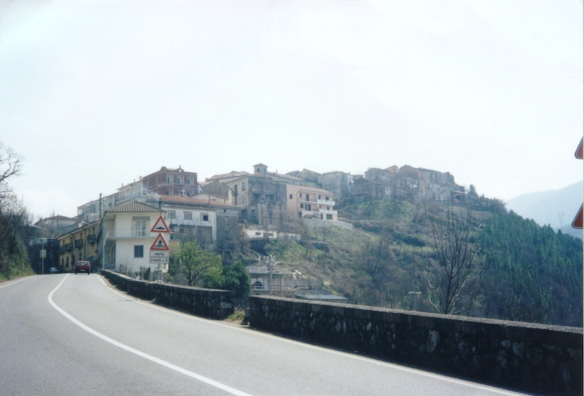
left=99, top=200, right=166, bottom=273
left=286, top=185, right=337, bottom=221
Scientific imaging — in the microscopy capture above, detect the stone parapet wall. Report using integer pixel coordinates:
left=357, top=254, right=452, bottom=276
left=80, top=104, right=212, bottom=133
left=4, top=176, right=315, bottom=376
left=102, top=270, right=234, bottom=320
left=153, top=283, right=234, bottom=319
left=249, top=295, right=583, bottom=395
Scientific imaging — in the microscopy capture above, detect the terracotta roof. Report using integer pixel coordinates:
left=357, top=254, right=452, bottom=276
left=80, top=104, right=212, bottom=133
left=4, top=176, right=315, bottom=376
left=107, top=201, right=162, bottom=213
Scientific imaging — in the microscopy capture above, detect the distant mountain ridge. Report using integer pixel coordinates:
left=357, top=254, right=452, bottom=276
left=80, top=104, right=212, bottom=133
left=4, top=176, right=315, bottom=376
left=505, top=180, right=583, bottom=238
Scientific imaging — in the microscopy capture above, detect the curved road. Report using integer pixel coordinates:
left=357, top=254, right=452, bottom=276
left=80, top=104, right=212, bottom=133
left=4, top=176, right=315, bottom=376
left=0, top=275, right=525, bottom=395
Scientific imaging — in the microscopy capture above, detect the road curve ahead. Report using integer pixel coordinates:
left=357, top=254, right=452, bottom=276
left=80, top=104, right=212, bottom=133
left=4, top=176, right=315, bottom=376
left=0, top=275, right=526, bottom=395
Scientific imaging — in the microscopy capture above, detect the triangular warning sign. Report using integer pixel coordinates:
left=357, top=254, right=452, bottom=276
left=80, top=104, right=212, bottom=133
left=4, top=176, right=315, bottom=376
left=572, top=204, right=583, bottom=229
left=151, top=216, right=170, bottom=233
left=150, top=234, right=169, bottom=251
left=575, top=138, right=583, bottom=160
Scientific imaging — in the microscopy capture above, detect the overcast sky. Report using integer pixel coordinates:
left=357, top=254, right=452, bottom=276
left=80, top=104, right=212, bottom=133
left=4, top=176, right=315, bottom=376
left=1, top=0, right=582, bottom=219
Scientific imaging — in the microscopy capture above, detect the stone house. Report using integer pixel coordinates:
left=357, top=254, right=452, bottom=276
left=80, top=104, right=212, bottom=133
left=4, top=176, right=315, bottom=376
left=317, top=171, right=352, bottom=202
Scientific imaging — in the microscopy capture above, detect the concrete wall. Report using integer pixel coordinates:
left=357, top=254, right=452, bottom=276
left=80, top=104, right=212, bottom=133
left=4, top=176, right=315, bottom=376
left=102, top=270, right=234, bottom=320
left=249, top=296, right=583, bottom=395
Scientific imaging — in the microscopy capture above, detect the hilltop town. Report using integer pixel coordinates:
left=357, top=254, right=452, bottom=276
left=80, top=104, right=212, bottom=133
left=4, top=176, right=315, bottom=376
left=35, top=162, right=481, bottom=277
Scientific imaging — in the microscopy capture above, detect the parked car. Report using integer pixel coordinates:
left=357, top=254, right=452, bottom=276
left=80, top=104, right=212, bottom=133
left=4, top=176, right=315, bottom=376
left=75, top=261, right=91, bottom=275
left=49, top=267, right=59, bottom=274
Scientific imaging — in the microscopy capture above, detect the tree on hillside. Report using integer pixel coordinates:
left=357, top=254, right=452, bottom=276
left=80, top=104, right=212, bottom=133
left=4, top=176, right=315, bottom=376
left=0, top=143, right=32, bottom=278
left=425, top=206, right=484, bottom=315
left=171, top=240, right=223, bottom=287
left=220, top=261, right=251, bottom=307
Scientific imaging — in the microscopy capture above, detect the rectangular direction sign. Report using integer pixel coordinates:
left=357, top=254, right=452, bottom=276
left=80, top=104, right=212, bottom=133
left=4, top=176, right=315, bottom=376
left=149, top=257, right=169, bottom=264
left=150, top=251, right=169, bottom=258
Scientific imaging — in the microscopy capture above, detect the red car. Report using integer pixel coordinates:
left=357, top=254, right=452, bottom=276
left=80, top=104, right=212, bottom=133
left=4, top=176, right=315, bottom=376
left=75, top=261, right=91, bottom=275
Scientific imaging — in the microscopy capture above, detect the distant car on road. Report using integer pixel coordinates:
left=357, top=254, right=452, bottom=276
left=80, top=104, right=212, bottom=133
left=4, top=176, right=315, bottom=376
left=75, top=261, right=91, bottom=275
left=49, top=267, right=59, bottom=274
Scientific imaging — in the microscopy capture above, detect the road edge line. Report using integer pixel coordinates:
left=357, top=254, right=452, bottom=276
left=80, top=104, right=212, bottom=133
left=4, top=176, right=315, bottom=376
left=48, top=274, right=252, bottom=396
left=100, top=282, right=522, bottom=395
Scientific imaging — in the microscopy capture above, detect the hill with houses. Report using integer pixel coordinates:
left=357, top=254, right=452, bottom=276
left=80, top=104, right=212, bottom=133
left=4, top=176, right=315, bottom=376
left=30, top=162, right=582, bottom=327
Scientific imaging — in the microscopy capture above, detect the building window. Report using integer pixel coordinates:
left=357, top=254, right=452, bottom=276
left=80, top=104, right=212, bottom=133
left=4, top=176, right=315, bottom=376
left=184, top=212, right=192, bottom=220
left=176, top=176, right=182, bottom=184
left=134, top=245, right=144, bottom=258
left=289, top=194, right=293, bottom=199
left=326, top=214, right=333, bottom=220
left=306, top=204, right=311, bottom=211
left=325, top=196, right=329, bottom=201
left=167, top=176, right=172, bottom=184
left=306, top=194, right=309, bottom=201
left=300, top=204, right=304, bottom=208
left=167, top=211, right=176, bottom=220
left=242, top=182, right=246, bottom=191
left=187, top=178, right=191, bottom=185
left=132, top=216, right=149, bottom=237
left=298, top=212, right=302, bottom=218
left=318, top=195, right=321, bottom=199
left=201, top=213, right=209, bottom=222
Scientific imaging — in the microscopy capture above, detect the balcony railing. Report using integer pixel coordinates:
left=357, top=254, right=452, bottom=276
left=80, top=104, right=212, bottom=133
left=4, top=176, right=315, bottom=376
left=106, top=230, right=155, bottom=239
left=317, top=199, right=335, bottom=206
left=87, top=234, right=96, bottom=244
left=74, top=239, right=83, bottom=248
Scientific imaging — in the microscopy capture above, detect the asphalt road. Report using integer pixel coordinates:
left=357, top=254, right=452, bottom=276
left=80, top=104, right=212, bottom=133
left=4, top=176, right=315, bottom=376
left=0, top=274, right=526, bottom=395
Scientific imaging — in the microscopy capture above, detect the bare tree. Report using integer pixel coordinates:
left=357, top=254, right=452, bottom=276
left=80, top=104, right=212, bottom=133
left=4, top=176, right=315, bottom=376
left=0, top=142, right=22, bottom=194
left=0, top=144, right=25, bottom=273
left=425, top=206, right=484, bottom=315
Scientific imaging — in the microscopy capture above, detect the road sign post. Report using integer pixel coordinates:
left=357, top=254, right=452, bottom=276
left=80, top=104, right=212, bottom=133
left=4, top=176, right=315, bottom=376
left=150, top=216, right=170, bottom=277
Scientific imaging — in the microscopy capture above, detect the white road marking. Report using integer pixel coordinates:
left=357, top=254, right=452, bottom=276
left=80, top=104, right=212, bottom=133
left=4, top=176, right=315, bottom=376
left=100, top=278, right=523, bottom=395
left=96, top=274, right=107, bottom=286
left=0, top=277, right=28, bottom=289
left=48, top=275, right=252, bottom=396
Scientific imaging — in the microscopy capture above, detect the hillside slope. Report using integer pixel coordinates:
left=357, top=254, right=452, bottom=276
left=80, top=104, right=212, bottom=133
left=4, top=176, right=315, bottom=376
left=254, top=199, right=583, bottom=327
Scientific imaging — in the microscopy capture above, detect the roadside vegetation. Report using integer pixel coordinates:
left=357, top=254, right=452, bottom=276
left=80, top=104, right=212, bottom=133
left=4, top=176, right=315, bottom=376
left=252, top=198, right=582, bottom=327
left=0, top=143, right=35, bottom=282
left=166, top=239, right=251, bottom=308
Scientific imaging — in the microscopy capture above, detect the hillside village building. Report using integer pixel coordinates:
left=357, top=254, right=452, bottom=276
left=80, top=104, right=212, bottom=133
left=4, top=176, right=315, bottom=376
left=286, top=185, right=337, bottom=221
left=78, top=166, right=199, bottom=224
left=207, top=164, right=338, bottom=227
left=143, top=195, right=239, bottom=252
left=58, top=221, right=100, bottom=271
left=99, top=200, right=166, bottom=273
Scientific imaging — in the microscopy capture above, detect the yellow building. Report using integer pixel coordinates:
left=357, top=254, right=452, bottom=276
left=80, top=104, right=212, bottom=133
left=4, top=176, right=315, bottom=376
left=58, top=221, right=99, bottom=272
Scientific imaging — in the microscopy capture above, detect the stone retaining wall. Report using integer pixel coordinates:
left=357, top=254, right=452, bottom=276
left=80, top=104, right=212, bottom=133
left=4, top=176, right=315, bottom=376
left=249, top=295, right=583, bottom=395
left=102, top=270, right=234, bottom=320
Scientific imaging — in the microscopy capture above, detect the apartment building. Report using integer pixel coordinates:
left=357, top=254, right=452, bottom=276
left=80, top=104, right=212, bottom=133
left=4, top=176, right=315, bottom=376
left=286, top=185, right=337, bottom=221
